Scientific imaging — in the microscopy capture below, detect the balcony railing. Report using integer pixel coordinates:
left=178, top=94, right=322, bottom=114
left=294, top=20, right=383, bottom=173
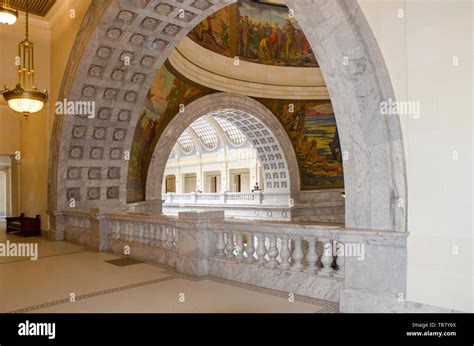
left=51, top=209, right=408, bottom=306
left=163, top=191, right=289, bottom=205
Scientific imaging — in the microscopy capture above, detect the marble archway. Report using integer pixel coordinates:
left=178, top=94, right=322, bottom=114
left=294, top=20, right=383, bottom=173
left=49, top=0, right=407, bottom=232
left=145, top=93, right=298, bottom=202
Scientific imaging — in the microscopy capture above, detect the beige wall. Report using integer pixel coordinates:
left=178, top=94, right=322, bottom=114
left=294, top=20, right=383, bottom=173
left=359, top=0, right=473, bottom=312
left=0, top=16, right=51, bottom=228
left=0, top=0, right=90, bottom=230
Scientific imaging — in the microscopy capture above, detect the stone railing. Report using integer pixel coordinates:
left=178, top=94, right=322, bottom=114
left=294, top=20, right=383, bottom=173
left=211, top=226, right=344, bottom=277
left=104, top=213, right=179, bottom=267
left=48, top=209, right=408, bottom=308
left=162, top=191, right=291, bottom=221
left=107, top=219, right=178, bottom=249
left=163, top=191, right=289, bottom=205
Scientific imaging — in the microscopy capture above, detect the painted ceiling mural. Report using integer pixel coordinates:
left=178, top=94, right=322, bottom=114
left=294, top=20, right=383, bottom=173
left=127, top=62, right=344, bottom=202
left=127, top=62, right=216, bottom=203
left=188, top=1, right=319, bottom=68
left=126, top=1, right=343, bottom=203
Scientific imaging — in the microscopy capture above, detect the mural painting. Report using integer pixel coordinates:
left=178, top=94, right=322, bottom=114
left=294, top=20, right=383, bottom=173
left=127, top=60, right=344, bottom=202
left=259, top=100, right=344, bottom=190
left=127, top=63, right=215, bottom=202
left=188, top=1, right=318, bottom=68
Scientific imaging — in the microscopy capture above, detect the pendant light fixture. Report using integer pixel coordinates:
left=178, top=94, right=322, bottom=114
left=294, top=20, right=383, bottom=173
left=2, top=0, right=48, bottom=118
left=0, top=0, right=18, bottom=25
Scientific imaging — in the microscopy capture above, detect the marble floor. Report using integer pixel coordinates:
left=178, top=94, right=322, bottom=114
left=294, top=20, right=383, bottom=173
left=0, top=221, right=338, bottom=313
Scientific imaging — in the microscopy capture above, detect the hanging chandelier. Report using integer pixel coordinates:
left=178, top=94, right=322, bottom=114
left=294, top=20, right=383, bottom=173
left=0, top=0, right=18, bottom=25
left=3, top=0, right=48, bottom=118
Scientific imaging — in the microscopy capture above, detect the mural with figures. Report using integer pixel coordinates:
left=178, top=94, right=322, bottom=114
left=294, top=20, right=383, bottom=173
left=188, top=1, right=318, bottom=67
left=259, top=100, right=343, bottom=190
left=127, top=62, right=343, bottom=202
left=127, top=63, right=216, bottom=203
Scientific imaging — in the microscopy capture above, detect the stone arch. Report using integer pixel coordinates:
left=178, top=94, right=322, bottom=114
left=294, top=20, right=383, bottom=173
left=145, top=93, right=297, bottom=200
left=49, top=0, right=407, bottom=232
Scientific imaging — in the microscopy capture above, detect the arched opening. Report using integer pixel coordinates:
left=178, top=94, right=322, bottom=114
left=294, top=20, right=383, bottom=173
left=158, top=102, right=296, bottom=220
left=145, top=93, right=299, bottom=221
left=49, top=0, right=406, bottom=232
left=42, top=0, right=412, bottom=313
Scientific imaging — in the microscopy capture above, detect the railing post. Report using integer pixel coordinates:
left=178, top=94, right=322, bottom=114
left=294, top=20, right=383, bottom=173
left=236, top=232, right=244, bottom=261
left=160, top=226, right=167, bottom=247
left=246, top=232, right=255, bottom=262
left=225, top=232, right=235, bottom=259
left=166, top=226, right=174, bottom=248
left=319, top=240, right=334, bottom=276
left=216, top=231, right=225, bottom=257
left=88, top=209, right=107, bottom=251
left=305, top=238, right=318, bottom=274
left=334, top=241, right=345, bottom=278
left=256, top=233, right=267, bottom=265
left=176, top=210, right=225, bottom=277
left=47, top=210, right=65, bottom=240
left=279, top=235, right=291, bottom=269
left=267, top=234, right=278, bottom=268
left=291, top=237, right=304, bottom=272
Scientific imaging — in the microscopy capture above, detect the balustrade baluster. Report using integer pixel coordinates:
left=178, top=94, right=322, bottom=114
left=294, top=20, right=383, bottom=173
left=334, top=241, right=345, bottom=278
left=166, top=227, right=174, bottom=248
left=160, top=226, right=167, bottom=247
left=319, top=240, right=334, bottom=276
left=125, top=223, right=131, bottom=242
left=138, top=225, right=144, bottom=244
left=172, top=226, right=178, bottom=246
left=246, top=232, right=255, bottom=262
left=236, top=232, right=244, bottom=261
left=267, top=234, right=278, bottom=268
left=225, top=232, right=235, bottom=259
left=291, top=237, right=304, bottom=272
left=119, top=222, right=124, bottom=241
left=130, top=223, right=136, bottom=243
left=216, top=232, right=225, bottom=257
left=146, top=224, right=152, bottom=245
left=112, top=221, right=119, bottom=240
left=256, top=233, right=267, bottom=265
left=305, top=238, right=318, bottom=274
left=279, top=235, right=291, bottom=269
left=151, top=225, right=159, bottom=246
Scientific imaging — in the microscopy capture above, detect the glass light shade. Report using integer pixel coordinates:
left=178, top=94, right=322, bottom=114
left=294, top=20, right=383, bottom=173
left=0, top=7, right=17, bottom=25
left=3, top=88, right=48, bottom=116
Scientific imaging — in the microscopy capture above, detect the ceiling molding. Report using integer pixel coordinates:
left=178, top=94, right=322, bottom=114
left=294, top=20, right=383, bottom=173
left=9, top=0, right=56, bottom=17
left=170, top=38, right=330, bottom=100
left=12, top=0, right=74, bottom=29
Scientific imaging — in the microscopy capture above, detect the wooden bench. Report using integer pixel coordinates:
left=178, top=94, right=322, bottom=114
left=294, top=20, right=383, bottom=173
left=5, top=214, right=41, bottom=237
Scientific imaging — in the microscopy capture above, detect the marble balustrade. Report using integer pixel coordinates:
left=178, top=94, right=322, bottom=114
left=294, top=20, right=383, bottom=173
left=51, top=209, right=408, bottom=305
left=106, top=219, right=178, bottom=249
left=213, top=229, right=344, bottom=278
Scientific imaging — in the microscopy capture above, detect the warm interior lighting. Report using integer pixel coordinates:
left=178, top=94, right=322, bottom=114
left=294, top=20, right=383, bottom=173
left=2, top=0, right=48, bottom=118
left=3, top=84, right=47, bottom=114
left=0, top=1, right=18, bottom=25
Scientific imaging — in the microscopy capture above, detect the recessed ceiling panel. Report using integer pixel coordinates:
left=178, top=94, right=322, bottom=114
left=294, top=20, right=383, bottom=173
left=9, top=0, right=56, bottom=17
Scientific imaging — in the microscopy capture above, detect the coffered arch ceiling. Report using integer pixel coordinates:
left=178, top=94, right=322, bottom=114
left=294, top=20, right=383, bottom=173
left=49, top=0, right=407, bottom=232
left=176, top=114, right=249, bottom=156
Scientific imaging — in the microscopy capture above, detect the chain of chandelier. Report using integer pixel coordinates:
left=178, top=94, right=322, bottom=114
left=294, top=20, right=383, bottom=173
left=1, top=0, right=48, bottom=118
